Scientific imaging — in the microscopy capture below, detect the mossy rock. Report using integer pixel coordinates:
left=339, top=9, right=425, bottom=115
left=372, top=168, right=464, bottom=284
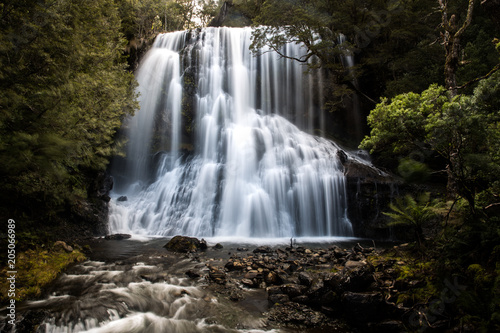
left=164, top=235, right=207, bottom=253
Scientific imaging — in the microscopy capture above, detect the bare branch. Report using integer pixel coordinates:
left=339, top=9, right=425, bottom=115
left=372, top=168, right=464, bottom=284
left=456, top=63, right=500, bottom=90
left=485, top=202, right=500, bottom=210
left=455, top=0, right=476, bottom=38
left=261, top=36, right=313, bottom=63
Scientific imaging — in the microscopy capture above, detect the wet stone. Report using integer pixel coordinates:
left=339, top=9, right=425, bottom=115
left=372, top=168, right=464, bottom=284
left=185, top=270, right=200, bottom=279
left=298, top=272, right=313, bottom=287
left=281, top=284, right=307, bottom=298
left=241, top=278, right=256, bottom=287
left=253, top=246, right=273, bottom=254
left=268, top=293, right=290, bottom=304
left=244, top=270, right=260, bottom=279
left=264, top=271, right=283, bottom=285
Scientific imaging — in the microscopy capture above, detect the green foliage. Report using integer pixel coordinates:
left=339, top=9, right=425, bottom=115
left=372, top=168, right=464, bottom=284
left=0, top=0, right=138, bottom=220
left=397, top=158, right=431, bottom=183
left=115, top=0, right=219, bottom=37
left=360, top=84, right=448, bottom=156
left=384, top=192, right=441, bottom=246
left=361, top=73, right=500, bottom=212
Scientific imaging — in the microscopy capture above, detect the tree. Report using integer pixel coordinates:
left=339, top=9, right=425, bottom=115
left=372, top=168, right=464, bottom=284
left=360, top=76, right=500, bottom=213
left=0, top=0, right=137, bottom=220
left=438, top=0, right=476, bottom=96
left=198, top=0, right=220, bottom=27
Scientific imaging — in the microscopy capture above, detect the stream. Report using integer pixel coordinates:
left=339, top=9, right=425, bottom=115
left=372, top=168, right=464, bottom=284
left=1, top=237, right=359, bottom=333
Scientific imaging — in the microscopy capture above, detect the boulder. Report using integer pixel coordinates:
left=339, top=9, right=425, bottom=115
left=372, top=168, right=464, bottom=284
left=264, top=271, right=283, bottom=285
left=164, top=235, right=207, bottom=253
left=104, top=233, right=131, bottom=240
left=185, top=270, right=201, bottom=279
left=342, top=260, right=374, bottom=291
left=253, top=246, right=273, bottom=254
left=281, top=284, right=307, bottom=298
left=298, top=272, right=313, bottom=287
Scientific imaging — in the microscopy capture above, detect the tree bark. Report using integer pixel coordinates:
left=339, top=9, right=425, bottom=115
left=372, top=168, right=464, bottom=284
left=438, top=0, right=476, bottom=97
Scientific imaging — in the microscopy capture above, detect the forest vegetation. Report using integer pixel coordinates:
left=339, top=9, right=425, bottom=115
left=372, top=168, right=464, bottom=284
left=1, top=0, right=499, bottom=329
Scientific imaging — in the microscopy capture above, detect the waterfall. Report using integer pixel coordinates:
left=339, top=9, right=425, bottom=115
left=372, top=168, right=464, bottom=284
left=109, top=27, right=353, bottom=238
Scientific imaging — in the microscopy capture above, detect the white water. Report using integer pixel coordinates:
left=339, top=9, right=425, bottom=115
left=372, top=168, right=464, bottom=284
left=110, top=27, right=353, bottom=238
left=7, top=256, right=280, bottom=333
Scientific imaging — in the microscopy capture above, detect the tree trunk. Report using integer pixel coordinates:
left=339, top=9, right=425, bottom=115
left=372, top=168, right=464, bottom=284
left=438, top=0, right=476, bottom=97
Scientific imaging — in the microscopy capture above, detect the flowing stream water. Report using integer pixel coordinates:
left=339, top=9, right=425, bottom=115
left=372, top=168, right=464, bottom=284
left=1, top=238, right=357, bottom=333
left=109, top=27, right=354, bottom=238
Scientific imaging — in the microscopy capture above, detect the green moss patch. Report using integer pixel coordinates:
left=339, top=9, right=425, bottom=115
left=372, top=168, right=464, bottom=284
left=0, top=247, right=86, bottom=302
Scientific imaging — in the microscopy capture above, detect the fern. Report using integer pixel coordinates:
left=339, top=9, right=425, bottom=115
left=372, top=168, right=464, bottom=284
left=384, top=192, right=441, bottom=246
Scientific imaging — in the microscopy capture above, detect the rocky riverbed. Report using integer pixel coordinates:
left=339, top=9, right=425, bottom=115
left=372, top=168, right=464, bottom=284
left=162, top=236, right=424, bottom=332
left=3, top=236, right=434, bottom=333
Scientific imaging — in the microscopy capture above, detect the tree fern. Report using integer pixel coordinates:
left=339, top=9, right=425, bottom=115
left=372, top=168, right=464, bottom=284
left=384, top=192, right=440, bottom=246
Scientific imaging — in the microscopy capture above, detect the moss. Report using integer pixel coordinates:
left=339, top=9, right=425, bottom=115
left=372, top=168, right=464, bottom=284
left=0, top=247, right=86, bottom=302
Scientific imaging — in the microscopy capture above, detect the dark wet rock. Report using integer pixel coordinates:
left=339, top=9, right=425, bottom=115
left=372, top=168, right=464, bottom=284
left=213, top=243, right=223, bottom=249
left=12, top=310, right=49, bottom=333
left=291, top=295, right=310, bottom=304
left=298, top=272, right=313, bottom=287
left=185, top=269, right=201, bottom=279
left=241, top=278, right=256, bottom=287
left=164, top=235, right=207, bottom=253
left=237, top=247, right=248, bottom=252
left=268, top=293, right=290, bottom=304
left=337, top=150, right=348, bottom=165
left=53, top=241, right=73, bottom=252
left=318, top=290, right=338, bottom=305
left=341, top=291, right=385, bottom=322
left=253, top=246, right=273, bottom=254
left=199, top=238, right=208, bottom=250
left=104, top=234, right=131, bottom=241
left=306, top=278, right=326, bottom=298
left=117, top=196, right=128, bottom=202
left=342, top=260, right=374, bottom=291
left=266, top=286, right=282, bottom=296
left=264, top=271, right=283, bottom=285
left=281, top=284, right=307, bottom=298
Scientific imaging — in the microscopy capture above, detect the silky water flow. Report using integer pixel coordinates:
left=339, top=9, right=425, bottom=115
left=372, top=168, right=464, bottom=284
left=109, top=27, right=354, bottom=239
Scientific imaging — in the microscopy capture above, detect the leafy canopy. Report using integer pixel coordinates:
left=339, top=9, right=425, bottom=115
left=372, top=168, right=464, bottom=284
left=0, top=0, right=138, bottom=218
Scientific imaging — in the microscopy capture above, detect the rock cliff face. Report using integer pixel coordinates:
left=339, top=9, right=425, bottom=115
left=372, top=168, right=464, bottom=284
left=337, top=150, right=402, bottom=239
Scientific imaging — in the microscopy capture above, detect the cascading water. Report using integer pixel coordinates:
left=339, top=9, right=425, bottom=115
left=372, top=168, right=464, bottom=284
left=109, top=27, right=353, bottom=238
